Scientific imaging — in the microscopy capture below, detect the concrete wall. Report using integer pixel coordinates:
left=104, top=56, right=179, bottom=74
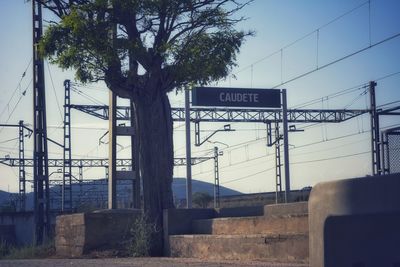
left=163, top=208, right=215, bottom=256
left=0, top=212, right=34, bottom=246
left=0, top=225, right=16, bottom=245
left=218, top=189, right=310, bottom=208
left=163, top=205, right=283, bottom=257
left=0, top=212, right=59, bottom=246
left=309, top=173, right=400, bottom=267
left=56, top=209, right=141, bottom=257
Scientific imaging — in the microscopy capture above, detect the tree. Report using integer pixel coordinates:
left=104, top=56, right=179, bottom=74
left=38, top=0, right=252, bottom=255
left=192, top=192, right=213, bottom=208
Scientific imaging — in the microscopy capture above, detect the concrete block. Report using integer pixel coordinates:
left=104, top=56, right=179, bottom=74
left=192, top=214, right=308, bottom=235
left=169, top=234, right=308, bottom=263
left=215, top=206, right=265, bottom=218
left=309, top=173, right=400, bottom=267
left=264, top=202, right=308, bottom=217
left=55, top=209, right=141, bottom=257
left=163, top=208, right=215, bottom=256
left=0, top=225, right=16, bottom=245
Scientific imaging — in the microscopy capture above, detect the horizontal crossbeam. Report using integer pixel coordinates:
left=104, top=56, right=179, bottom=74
left=69, top=104, right=368, bottom=123
left=377, top=106, right=400, bottom=116
left=0, top=157, right=213, bottom=168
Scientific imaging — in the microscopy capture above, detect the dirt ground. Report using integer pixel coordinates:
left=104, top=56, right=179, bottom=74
left=0, top=257, right=308, bottom=267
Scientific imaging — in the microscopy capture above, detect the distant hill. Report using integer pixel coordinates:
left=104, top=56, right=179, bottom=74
left=0, top=178, right=242, bottom=210
left=0, top=190, right=13, bottom=204
left=172, top=177, right=241, bottom=199
left=0, top=190, right=19, bottom=210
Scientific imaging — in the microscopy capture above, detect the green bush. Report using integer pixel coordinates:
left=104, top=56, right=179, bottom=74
left=193, top=192, right=213, bottom=208
left=126, top=213, right=157, bottom=257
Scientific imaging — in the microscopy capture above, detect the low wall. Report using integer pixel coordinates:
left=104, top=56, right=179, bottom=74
left=0, top=211, right=59, bottom=246
left=309, top=173, right=400, bottom=267
left=218, top=189, right=311, bottom=208
left=0, top=225, right=16, bottom=245
left=163, top=208, right=215, bottom=256
left=0, top=212, right=34, bottom=246
left=163, top=205, right=275, bottom=256
left=56, top=209, right=141, bottom=257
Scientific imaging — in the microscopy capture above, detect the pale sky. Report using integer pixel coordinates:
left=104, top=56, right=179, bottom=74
left=0, top=0, right=399, bottom=194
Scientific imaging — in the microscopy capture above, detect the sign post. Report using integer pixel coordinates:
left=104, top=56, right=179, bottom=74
left=192, top=87, right=281, bottom=108
left=281, top=89, right=291, bottom=203
left=191, top=86, right=291, bottom=203
left=185, top=89, right=192, bottom=208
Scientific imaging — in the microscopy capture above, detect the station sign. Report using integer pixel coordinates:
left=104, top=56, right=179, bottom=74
left=191, top=87, right=281, bottom=108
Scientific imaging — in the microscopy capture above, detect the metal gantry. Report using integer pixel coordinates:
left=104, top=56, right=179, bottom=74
left=70, top=104, right=368, bottom=123
left=213, top=147, right=221, bottom=208
left=0, top=155, right=214, bottom=211
left=5, top=78, right=398, bottom=210
left=369, top=81, right=381, bottom=175
left=63, top=80, right=72, bottom=211
left=32, top=0, right=50, bottom=244
left=18, top=121, right=26, bottom=211
left=68, top=102, right=369, bottom=203
left=274, top=120, right=283, bottom=203
left=0, top=157, right=212, bottom=168
left=0, top=123, right=32, bottom=210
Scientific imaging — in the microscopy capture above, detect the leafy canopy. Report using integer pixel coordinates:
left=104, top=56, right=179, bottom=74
left=40, top=0, right=253, bottom=98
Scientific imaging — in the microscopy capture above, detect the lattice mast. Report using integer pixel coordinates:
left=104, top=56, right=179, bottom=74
left=32, top=0, right=50, bottom=244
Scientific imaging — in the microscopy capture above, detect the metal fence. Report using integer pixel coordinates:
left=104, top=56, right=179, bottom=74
left=382, top=127, right=400, bottom=174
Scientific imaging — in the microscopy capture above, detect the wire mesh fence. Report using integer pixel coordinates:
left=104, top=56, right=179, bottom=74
left=382, top=127, right=400, bottom=174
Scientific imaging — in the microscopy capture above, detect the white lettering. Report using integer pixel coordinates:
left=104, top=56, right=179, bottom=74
left=219, top=92, right=225, bottom=102
left=219, top=92, right=260, bottom=103
left=226, top=93, right=231, bottom=102
left=253, top=94, right=259, bottom=102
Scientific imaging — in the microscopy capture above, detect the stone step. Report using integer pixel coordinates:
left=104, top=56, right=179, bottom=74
left=192, top=214, right=308, bottom=235
left=169, top=233, right=309, bottom=263
left=264, top=202, right=308, bottom=217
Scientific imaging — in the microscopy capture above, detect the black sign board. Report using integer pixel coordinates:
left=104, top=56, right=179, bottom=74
left=192, top=87, right=281, bottom=108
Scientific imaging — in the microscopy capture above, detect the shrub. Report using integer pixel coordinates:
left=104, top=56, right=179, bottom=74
left=193, top=192, right=213, bottom=208
left=126, top=213, right=157, bottom=257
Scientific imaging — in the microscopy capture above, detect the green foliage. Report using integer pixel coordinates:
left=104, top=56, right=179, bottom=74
left=126, top=213, right=157, bottom=257
left=193, top=191, right=213, bottom=208
left=40, top=3, right=112, bottom=83
left=40, top=0, right=253, bottom=95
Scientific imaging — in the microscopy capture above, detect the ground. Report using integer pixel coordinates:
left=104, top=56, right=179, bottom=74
left=0, top=257, right=308, bottom=267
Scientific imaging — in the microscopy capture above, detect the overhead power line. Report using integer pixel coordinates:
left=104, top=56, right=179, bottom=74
left=292, top=84, right=368, bottom=109
left=0, top=78, right=32, bottom=135
left=291, top=150, right=370, bottom=165
left=292, top=70, right=400, bottom=109
left=272, top=32, right=400, bottom=88
left=71, top=86, right=107, bottom=106
left=46, top=61, right=64, bottom=122
left=0, top=59, right=32, bottom=120
left=221, top=166, right=275, bottom=185
left=0, top=137, right=20, bottom=145
left=234, top=1, right=370, bottom=76
left=219, top=149, right=370, bottom=185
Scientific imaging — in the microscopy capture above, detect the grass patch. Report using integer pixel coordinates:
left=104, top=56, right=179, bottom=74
left=0, top=239, right=11, bottom=258
left=0, top=241, right=54, bottom=260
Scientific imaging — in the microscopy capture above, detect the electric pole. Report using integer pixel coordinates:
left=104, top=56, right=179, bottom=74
left=32, top=0, right=50, bottom=245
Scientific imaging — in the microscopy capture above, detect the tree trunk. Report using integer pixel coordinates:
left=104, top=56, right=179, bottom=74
left=133, top=90, right=174, bottom=256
